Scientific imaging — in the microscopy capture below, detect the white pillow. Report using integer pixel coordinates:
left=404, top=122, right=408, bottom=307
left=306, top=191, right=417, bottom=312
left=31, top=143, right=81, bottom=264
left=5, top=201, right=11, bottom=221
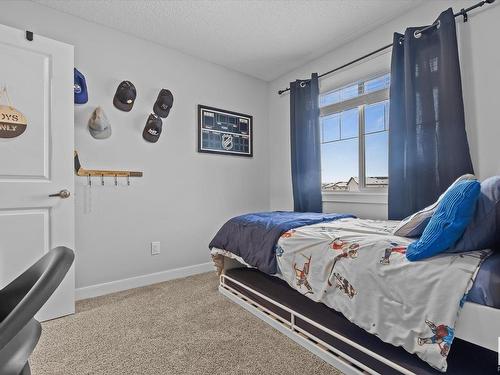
left=392, top=174, right=476, bottom=237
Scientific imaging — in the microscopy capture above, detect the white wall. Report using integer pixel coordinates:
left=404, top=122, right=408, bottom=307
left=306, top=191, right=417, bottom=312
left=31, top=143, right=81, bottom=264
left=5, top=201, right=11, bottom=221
left=0, top=1, right=270, bottom=289
left=2, top=0, right=499, bottom=291
left=268, top=0, right=500, bottom=219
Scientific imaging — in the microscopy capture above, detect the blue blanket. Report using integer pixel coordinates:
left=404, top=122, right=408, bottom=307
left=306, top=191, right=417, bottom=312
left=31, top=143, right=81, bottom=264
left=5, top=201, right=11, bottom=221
left=209, top=211, right=354, bottom=274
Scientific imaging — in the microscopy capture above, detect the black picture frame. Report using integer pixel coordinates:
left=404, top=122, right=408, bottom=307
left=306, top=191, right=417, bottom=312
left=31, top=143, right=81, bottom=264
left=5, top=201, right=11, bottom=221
left=197, top=105, right=253, bottom=157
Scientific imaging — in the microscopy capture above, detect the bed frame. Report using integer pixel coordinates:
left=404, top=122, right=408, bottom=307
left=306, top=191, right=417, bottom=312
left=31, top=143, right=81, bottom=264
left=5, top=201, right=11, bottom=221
left=219, top=258, right=499, bottom=375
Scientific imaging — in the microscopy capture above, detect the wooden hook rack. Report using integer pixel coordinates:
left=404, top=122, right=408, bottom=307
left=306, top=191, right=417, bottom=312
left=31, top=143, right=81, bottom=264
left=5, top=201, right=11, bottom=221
left=74, top=151, right=143, bottom=178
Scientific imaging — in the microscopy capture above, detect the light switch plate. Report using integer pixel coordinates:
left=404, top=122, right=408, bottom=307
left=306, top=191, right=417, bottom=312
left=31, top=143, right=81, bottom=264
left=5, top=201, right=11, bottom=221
left=151, top=241, right=160, bottom=255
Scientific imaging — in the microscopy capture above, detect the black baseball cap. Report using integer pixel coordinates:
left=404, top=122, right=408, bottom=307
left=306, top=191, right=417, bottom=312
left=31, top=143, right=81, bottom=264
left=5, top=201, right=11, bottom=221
left=143, top=113, right=162, bottom=143
left=113, top=81, right=136, bottom=112
left=153, top=89, right=173, bottom=118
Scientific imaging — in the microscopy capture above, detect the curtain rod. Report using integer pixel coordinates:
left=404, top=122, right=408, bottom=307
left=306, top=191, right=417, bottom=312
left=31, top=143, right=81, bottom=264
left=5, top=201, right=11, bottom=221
left=277, top=0, right=496, bottom=95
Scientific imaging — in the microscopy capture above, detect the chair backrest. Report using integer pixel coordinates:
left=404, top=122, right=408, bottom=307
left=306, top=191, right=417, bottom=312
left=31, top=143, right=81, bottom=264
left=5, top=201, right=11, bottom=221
left=0, top=247, right=74, bottom=350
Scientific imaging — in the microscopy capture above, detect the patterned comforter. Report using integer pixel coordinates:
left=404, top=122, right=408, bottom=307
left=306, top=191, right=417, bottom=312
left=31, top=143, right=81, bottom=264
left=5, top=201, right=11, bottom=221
left=274, top=217, right=489, bottom=372
left=209, top=211, right=353, bottom=274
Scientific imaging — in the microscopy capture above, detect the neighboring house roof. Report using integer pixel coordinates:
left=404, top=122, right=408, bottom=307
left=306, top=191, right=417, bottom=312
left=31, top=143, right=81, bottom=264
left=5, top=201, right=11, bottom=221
left=347, top=177, right=359, bottom=185
left=322, top=176, right=388, bottom=191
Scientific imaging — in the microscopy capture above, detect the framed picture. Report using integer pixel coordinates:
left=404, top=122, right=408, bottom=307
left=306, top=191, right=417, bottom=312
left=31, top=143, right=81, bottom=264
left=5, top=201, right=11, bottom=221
left=198, top=105, right=253, bottom=157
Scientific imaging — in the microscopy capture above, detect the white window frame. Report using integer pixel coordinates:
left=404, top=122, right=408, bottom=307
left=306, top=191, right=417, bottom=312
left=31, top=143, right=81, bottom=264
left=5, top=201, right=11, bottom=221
left=320, top=72, right=390, bottom=200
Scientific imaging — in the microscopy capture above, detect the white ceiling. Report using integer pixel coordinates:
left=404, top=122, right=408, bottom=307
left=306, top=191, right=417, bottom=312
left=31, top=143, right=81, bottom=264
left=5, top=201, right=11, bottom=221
left=34, top=0, right=422, bottom=81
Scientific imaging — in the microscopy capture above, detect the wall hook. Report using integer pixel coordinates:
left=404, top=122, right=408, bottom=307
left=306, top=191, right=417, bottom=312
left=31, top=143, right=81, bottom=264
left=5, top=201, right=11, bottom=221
left=74, top=150, right=143, bottom=180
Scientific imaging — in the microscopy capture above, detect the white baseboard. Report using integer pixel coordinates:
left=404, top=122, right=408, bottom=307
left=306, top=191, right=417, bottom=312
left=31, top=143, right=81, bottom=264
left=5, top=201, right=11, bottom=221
left=75, top=262, right=214, bottom=301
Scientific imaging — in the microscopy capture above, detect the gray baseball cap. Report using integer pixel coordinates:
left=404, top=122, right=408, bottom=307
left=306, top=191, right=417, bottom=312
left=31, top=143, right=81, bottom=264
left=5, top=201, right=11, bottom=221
left=88, top=107, right=112, bottom=139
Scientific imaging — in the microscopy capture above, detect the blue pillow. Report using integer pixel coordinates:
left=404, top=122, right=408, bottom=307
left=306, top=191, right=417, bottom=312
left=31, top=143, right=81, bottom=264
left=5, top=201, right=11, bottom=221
left=449, top=176, right=500, bottom=253
left=406, top=180, right=481, bottom=261
left=393, top=174, right=476, bottom=237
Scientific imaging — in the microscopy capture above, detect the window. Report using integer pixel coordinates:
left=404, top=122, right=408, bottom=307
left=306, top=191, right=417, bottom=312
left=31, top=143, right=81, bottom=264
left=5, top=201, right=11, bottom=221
left=320, top=73, right=390, bottom=192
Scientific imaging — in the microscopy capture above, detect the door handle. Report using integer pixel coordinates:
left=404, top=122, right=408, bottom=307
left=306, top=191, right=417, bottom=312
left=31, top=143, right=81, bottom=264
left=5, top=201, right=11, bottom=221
left=49, top=189, right=71, bottom=199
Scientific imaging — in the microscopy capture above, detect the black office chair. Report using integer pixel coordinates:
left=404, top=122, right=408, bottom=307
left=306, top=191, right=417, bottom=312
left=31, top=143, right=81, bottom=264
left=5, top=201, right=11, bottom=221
left=0, top=247, right=74, bottom=375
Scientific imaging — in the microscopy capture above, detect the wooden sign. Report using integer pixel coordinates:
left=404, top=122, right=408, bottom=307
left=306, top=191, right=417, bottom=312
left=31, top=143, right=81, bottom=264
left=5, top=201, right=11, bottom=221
left=0, top=105, right=27, bottom=138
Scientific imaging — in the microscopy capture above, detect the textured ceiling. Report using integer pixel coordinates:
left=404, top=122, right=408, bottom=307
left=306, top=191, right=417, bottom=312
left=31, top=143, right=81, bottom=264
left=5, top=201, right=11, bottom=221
left=34, top=0, right=422, bottom=81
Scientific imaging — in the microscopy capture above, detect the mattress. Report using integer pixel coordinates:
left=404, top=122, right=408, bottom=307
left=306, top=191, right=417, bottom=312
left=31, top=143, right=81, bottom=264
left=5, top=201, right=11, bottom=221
left=224, top=267, right=498, bottom=375
left=214, top=244, right=500, bottom=310
left=215, top=246, right=500, bottom=309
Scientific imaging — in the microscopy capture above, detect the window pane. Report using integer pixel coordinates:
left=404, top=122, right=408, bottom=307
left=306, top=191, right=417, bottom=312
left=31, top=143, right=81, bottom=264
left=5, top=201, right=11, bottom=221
left=320, top=90, right=340, bottom=107
left=341, top=108, right=358, bottom=139
left=365, top=131, right=388, bottom=187
left=365, top=102, right=385, bottom=134
left=321, top=114, right=340, bottom=142
left=320, top=73, right=390, bottom=192
left=321, top=138, right=358, bottom=191
left=364, top=73, right=390, bottom=94
left=341, top=84, right=359, bottom=101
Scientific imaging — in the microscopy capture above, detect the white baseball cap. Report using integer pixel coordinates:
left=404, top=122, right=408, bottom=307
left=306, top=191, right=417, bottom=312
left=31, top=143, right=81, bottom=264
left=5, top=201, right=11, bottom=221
left=88, top=107, right=112, bottom=139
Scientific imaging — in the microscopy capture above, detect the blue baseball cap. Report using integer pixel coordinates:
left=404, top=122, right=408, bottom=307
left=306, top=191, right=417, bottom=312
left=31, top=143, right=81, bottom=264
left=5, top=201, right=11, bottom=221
left=74, top=68, right=88, bottom=104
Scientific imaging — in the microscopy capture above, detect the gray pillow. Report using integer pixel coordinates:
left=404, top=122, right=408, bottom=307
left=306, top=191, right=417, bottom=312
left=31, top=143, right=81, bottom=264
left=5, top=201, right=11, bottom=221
left=392, top=174, right=476, bottom=237
left=448, top=176, right=500, bottom=252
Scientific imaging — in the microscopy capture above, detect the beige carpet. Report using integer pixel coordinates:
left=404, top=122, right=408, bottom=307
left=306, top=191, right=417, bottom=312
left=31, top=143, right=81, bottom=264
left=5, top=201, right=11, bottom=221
left=31, top=272, right=343, bottom=375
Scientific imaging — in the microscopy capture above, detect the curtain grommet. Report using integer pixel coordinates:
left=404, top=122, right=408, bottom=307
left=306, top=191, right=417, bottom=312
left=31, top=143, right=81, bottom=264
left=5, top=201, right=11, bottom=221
left=299, top=81, right=307, bottom=88
left=460, top=9, right=468, bottom=22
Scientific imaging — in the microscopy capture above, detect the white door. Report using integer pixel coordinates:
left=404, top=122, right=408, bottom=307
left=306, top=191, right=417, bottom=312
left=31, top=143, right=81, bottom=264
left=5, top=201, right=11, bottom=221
left=0, top=24, right=75, bottom=321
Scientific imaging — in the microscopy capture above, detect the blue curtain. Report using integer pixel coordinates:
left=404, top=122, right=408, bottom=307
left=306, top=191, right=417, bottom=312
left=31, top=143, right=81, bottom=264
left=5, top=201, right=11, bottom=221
left=388, top=9, right=474, bottom=220
left=290, top=73, right=322, bottom=213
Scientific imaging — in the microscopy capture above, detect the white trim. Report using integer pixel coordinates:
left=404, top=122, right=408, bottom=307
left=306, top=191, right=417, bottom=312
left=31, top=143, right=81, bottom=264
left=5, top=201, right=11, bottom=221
left=75, top=262, right=214, bottom=301
left=320, top=88, right=389, bottom=117
left=322, top=191, right=388, bottom=205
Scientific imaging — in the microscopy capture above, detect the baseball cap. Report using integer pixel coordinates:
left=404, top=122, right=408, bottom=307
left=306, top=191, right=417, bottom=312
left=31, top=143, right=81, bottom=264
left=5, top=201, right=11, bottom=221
left=153, top=89, right=174, bottom=118
left=74, top=68, right=88, bottom=104
left=88, top=107, right=112, bottom=139
left=142, top=113, right=162, bottom=143
left=113, top=81, right=136, bottom=112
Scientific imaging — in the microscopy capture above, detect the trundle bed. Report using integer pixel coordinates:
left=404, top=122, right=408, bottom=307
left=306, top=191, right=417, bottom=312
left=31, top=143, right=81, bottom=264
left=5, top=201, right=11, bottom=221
left=219, top=265, right=498, bottom=375
left=210, top=213, right=500, bottom=374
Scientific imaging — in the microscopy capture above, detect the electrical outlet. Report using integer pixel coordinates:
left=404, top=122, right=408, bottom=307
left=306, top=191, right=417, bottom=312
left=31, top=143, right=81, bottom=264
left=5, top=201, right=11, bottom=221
left=151, top=242, right=160, bottom=255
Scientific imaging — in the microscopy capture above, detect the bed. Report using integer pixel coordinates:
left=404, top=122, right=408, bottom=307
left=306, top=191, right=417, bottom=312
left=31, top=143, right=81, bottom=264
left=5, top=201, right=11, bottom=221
left=209, top=212, right=500, bottom=374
